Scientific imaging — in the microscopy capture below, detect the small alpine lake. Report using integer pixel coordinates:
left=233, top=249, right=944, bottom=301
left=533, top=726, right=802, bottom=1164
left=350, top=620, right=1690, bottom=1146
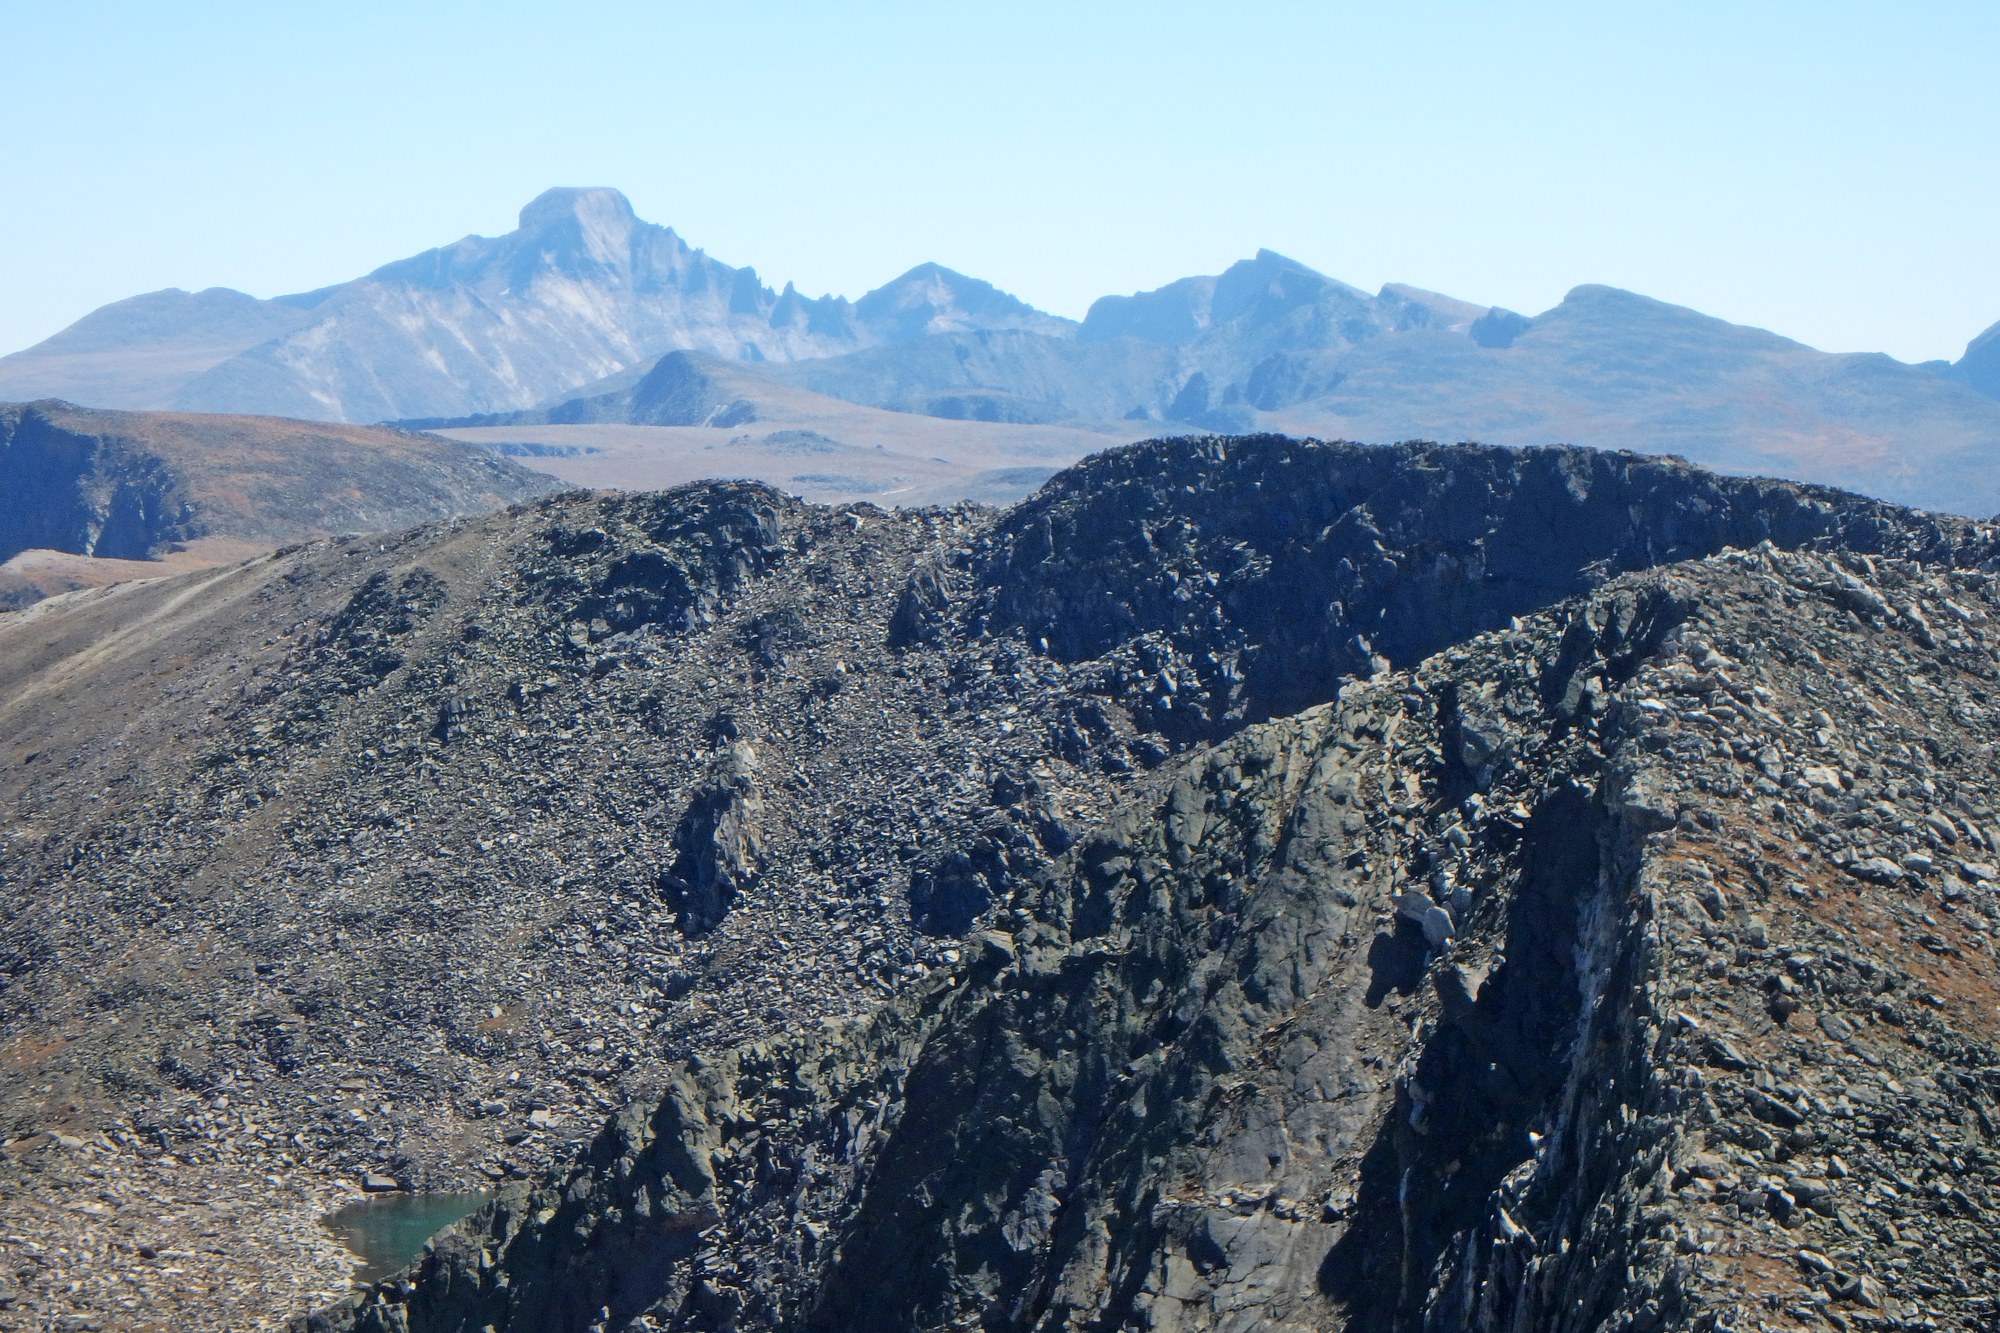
left=323, top=1191, right=495, bottom=1286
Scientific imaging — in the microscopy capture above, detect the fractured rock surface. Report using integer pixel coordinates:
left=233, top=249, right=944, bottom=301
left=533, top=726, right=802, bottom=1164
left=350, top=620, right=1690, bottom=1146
left=5, top=435, right=2000, bottom=1330
left=309, top=537, right=2000, bottom=1332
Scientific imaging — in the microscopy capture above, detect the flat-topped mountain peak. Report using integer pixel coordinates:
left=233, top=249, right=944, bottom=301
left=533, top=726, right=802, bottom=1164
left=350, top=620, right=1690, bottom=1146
left=517, top=184, right=640, bottom=231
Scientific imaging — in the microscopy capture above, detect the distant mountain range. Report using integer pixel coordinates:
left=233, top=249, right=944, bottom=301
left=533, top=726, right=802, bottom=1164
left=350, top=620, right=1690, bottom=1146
left=5, top=187, right=2000, bottom=513
left=0, top=189, right=1066, bottom=425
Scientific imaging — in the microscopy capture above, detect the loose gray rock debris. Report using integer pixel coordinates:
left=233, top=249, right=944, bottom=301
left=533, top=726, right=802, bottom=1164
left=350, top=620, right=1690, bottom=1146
left=4, top=435, right=1999, bottom=1332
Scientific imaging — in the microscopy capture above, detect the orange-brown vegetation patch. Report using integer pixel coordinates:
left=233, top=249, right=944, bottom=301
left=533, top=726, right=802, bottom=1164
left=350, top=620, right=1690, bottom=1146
left=1801, top=864, right=2000, bottom=1042
left=1719, top=1247, right=1816, bottom=1326
left=0, top=1032, right=71, bottom=1073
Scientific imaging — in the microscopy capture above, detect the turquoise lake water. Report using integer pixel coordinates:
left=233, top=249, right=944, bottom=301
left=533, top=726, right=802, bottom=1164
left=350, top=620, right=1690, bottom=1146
left=323, top=1191, right=495, bottom=1285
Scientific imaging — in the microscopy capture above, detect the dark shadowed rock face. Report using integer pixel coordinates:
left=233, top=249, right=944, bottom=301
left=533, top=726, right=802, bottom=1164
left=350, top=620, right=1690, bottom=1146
left=0, top=398, right=562, bottom=580
left=281, top=438, right=2000, bottom=1333
left=904, top=436, right=1956, bottom=739
left=1952, top=318, right=2000, bottom=403
left=660, top=743, right=764, bottom=936
left=0, top=401, right=199, bottom=560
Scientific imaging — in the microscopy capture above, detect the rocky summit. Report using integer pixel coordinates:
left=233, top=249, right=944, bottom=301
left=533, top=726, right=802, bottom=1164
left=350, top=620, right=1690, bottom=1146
left=3, top=437, right=1999, bottom=1332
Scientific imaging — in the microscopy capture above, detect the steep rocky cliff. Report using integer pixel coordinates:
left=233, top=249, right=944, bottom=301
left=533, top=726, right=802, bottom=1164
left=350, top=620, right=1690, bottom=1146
left=0, top=402, right=200, bottom=561
left=5, top=436, right=1998, bottom=1331
left=305, top=523, right=2000, bottom=1332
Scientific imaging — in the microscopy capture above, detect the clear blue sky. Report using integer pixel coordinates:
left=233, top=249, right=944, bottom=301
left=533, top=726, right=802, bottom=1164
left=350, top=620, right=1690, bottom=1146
left=3, top=1, right=1994, bottom=362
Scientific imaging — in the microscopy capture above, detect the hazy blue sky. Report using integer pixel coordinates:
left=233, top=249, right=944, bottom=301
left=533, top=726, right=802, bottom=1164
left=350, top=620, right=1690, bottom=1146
left=3, top=1, right=1994, bottom=362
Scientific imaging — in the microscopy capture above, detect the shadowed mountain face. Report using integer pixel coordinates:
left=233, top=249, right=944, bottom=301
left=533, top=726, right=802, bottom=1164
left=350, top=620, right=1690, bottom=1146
left=401, top=352, right=774, bottom=431
left=1952, top=318, right=2000, bottom=400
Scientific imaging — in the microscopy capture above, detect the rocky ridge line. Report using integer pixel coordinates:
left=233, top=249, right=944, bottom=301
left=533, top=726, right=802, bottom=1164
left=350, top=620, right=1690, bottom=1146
left=312, top=539, right=2000, bottom=1332
left=4, top=435, right=1998, bottom=1331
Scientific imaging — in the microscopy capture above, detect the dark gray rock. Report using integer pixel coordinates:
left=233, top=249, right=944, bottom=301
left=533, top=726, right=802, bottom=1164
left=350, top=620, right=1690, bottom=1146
left=13, top=435, right=2000, bottom=1332
left=301, top=492, right=2000, bottom=1333
left=659, top=744, right=763, bottom=937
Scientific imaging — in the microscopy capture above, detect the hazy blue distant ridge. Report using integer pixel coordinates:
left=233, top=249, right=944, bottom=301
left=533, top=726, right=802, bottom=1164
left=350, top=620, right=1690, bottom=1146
left=0, top=188, right=1067, bottom=423
left=5, top=187, right=2000, bottom=516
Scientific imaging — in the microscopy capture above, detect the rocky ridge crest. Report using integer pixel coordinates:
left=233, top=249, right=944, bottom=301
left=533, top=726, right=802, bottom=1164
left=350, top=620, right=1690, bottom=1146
left=313, top=487, right=2000, bottom=1333
left=4, top=437, right=1999, bottom=1330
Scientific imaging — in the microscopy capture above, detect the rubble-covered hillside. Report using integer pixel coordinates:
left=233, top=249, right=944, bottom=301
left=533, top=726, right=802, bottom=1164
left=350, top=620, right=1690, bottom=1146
left=311, top=494, right=2000, bottom=1333
left=3, top=436, right=1997, bottom=1332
